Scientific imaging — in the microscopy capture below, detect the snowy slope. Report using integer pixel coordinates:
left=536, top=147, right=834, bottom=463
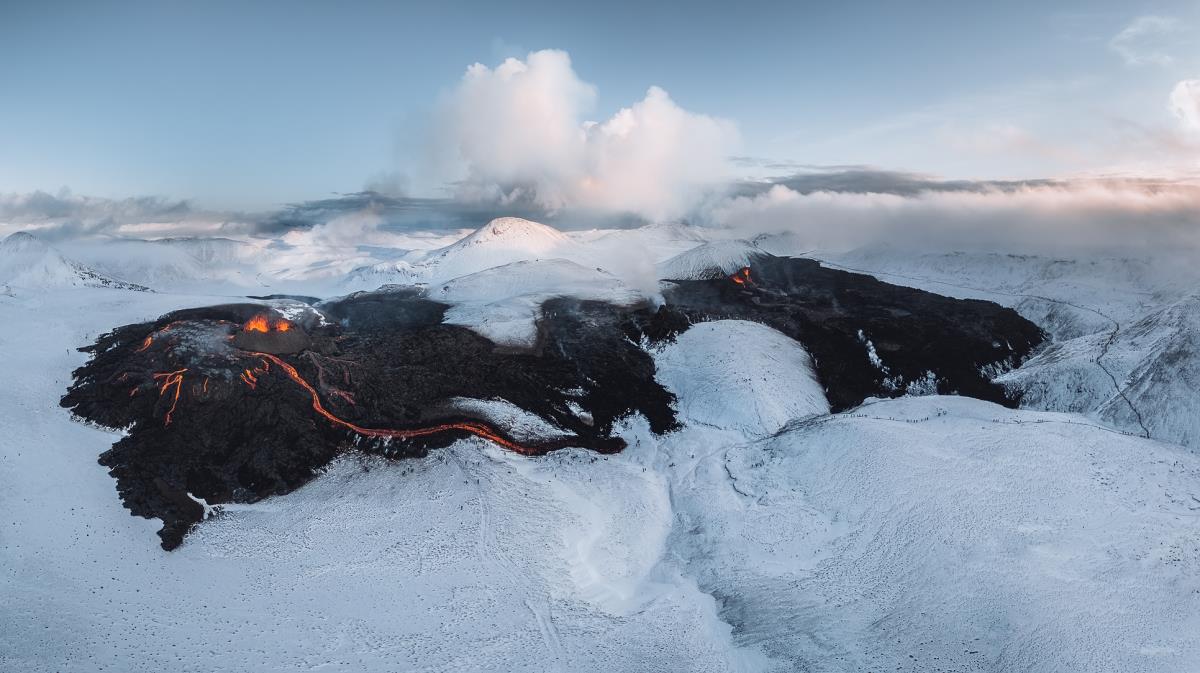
left=657, top=240, right=761, bottom=280
left=340, top=258, right=421, bottom=289
left=3, top=268, right=1200, bottom=672
left=828, top=247, right=1197, bottom=339
left=58, top=236, right=268, bottom=290
left=652, top=320, right=829, bottom=436
left=813, top=246, right=1200, bottom=448
left=0, top=231, right=148, bottom=292
left=585, top=221, right=710, bottom=263
left=0, top=287, right=760, bottom=673
left=431, top=258, right=643, bottom=347
left=340, top=219, right=720, bottom=295
left=644, top=394, right=1200, bottom=672
left=342, top=217, right=572, bottom=290
left=1001, top=292, right=1200, bottom=448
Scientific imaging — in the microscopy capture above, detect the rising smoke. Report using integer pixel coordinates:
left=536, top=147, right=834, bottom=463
left=434, top=49, right=738, bottom=222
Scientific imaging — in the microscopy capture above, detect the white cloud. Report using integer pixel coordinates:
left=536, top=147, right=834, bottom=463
left=437, top=49, right=739, bottom=222
left=1109, top=16, right=1183, bottom=66
left=1170, top=80, right=1200, bottom=134
left=707, top=180, right=1200, bottom=255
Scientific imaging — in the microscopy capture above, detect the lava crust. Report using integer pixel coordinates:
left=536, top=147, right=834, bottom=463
left=646, top=254, right=1045, bottom=411
left=62, top=256, right=1043, bottom=549
left=62, top=293, right=673, bottom=549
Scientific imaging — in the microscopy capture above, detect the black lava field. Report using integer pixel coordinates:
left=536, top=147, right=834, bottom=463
left=62, top=254, right=1044, bottom=549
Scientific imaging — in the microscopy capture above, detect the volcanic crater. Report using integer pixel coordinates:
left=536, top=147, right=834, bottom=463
left=62, top=255, right=1044, bottom=549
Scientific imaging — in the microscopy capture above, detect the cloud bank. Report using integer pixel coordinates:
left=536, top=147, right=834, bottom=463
left=437, top=49, right=739, bottom=222
left=708, top=177, right=1200, bottom=255
left=0, top=190, right=228, bottom=240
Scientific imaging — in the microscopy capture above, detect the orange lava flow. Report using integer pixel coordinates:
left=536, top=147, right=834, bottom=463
left=730, top=266, right=754, bottom=286
left=244, top=314, right=294, bottom=333
left=152, top=368, right=188, bottom=427
left=244, top=315, right=270, bottom=332
left=250, top=352, right=542, bottom=456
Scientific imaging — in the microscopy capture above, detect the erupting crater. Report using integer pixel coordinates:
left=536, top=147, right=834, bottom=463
left=63, top=296, right=670, bottom=549
left=62, top=254, right=1043, bottom=550
left=231, top=313, right=311, bottom=354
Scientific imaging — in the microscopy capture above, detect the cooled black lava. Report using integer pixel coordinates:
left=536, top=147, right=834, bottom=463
left=62, top=256, right=1044, bottom=549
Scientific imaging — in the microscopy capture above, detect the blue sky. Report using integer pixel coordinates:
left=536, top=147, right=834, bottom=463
left=2, top=0, right=1197, bottom=210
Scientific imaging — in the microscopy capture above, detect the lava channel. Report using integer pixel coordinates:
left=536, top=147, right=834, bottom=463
left=249, top=351, right=582, bottom=456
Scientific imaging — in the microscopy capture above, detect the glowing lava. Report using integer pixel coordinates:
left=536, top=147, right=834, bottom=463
left=238, top=356, right=271, bottom=390
left=152, top=368, right=188, bottom=427
left=250, top=352, right=545, bottom=456
left=730, top=266, right=754, bottom=286
left=244, top=315, right=270, bottom=333
left=244, top=314, right=294, bottom=333
left=125, top=315, right=599, bottom=454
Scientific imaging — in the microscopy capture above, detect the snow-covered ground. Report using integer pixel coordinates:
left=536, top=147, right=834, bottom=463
left=431, top=258, right=643, bottom=348
left=0, top=231, right=149, bottom=292
left=3, top=218, right=1200, bottom=671
left=797, top=245, right=1200, bottom=449
left=652, top=320, right=828, bottom=436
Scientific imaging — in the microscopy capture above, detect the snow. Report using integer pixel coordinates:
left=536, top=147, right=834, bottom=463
left=829, top=247, right=1197, bottom=339
left=3, top=216, right=1200, bottom=672
left=444, top=397, right=571, bottom=441
left=810, top=246, right=1200, bottom=448
left=0, top=288, right=758, bottom=673
left=652, top=320, right=829, bottom=437
left=650, top=395, right=1200, bottom=671
left=342, top=217, right=574, bottom=290
left=0, top=231, right=147, bottom=292
left=585, top=221, right=710, bottom=266
left=656, top=239, right=761, bottom=280
left=1000, top=291, right=1200, bottom=447
left=432, top=258, right=643, bottom=348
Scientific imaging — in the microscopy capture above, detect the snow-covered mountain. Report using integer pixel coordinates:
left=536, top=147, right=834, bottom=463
left=808, top=246, right=1200, bottom=449
left=0, top=231, right=148, bottom=292
left=4, top=213, right=1200, bottom=672
left=5, top=296, right=1197, bottom=672
left=63, top=236, right=264, bottom=290
left=342, top=217, right=572, bottom=290
left=432, top=258, right=642, bottom=347
left=829, top=247, right=1197, bottom=339
left=653, top=393, right=1200, bottom=672
left=1001, top=292, right=1200, bottom=448
left=656, top=239, right=761, bottom=280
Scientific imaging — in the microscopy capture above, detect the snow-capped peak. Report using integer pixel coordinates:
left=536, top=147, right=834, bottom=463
left=1, top=230, right=51, bottom=254
left=656, top=239, right=763, bottom=280
left=340, top=217, right=574, bottom=291
left=445, top=217, right=569, bottom=253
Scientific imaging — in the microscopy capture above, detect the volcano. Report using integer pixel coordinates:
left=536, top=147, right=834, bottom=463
left=62, top=253, right=1043, bottom=549
left=62, top=292, right=673, bottom=549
